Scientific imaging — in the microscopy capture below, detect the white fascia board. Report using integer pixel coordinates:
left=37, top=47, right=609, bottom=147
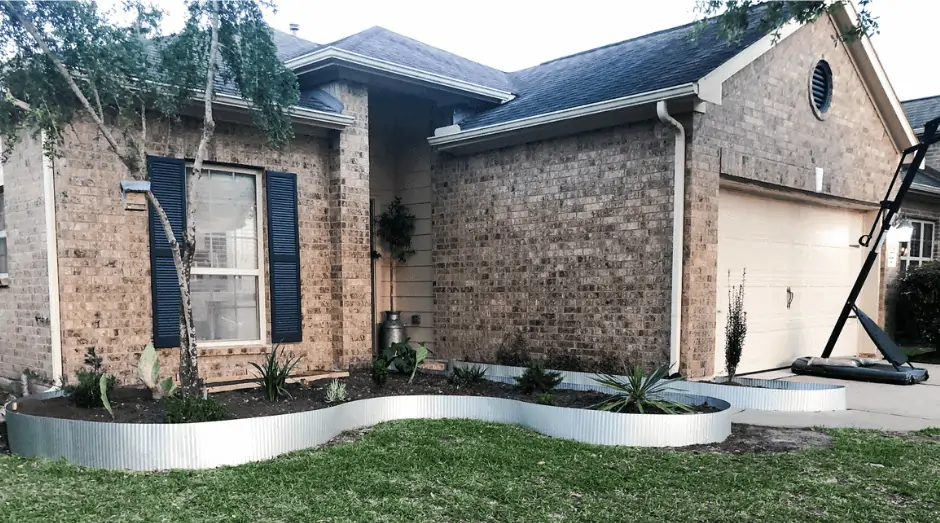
left=428, top=83, right=698, bottom=149
left=911, top=182, right=940, bottom=196
left=195, top=92, right=355, bottom=130
left=831, top=3, right=917, bottom=150
left=286, top=47, right=515, bottom=103
left=697, top=21, right=801, bottom=104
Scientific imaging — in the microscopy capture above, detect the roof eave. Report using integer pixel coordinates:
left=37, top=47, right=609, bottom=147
left=202, top=92, right=355, bottom=130
left=285, top=47, right=515, bottom=104
left=428, top=83, right=699, bottom=152
left=911, top=182, right=940, bottom=196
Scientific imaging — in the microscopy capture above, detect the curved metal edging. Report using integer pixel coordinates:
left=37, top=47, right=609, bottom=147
left=460, top=362, right=846, bottom=412
left=7, top=389, right=730, bottom=471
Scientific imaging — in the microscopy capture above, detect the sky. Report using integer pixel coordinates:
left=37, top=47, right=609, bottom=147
left=156, top=0, right=939, bottom=101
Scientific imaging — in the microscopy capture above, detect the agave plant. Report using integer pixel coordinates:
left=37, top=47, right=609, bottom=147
left=250, top=344, right=302, bottom=402
left=591, top=364, right=693, bottom=414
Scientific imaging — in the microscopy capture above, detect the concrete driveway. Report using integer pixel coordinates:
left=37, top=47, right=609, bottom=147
left=730, top=363, right=940, bottom=431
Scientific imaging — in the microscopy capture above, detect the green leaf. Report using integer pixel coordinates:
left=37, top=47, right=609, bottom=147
left=137, top=342, right=159, bottom=390
left=100, top=374, right=113, bottom=418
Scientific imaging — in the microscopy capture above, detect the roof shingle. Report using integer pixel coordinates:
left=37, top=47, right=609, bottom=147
left=901, top=95, right=940, bottom=132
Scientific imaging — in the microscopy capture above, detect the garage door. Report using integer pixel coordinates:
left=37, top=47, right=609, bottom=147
left=715, top=189, right=874, bottom=375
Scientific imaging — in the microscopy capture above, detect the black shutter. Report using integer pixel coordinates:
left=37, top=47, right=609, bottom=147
left=148, top=156, right=186, bottom=348
left=266, top=171, right=302, bottom=343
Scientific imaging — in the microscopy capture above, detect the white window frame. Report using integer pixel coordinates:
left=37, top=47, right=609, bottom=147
left=899, top=218, right=936, bottom=273
left=188, top=163, right=266, bottom=348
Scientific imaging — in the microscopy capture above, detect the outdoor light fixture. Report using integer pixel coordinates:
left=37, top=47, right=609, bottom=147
left=887, top=214, right=914, bottom=243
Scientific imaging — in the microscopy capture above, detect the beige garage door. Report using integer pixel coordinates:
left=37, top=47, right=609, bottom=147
left=715, top=189, right=875, bottom=375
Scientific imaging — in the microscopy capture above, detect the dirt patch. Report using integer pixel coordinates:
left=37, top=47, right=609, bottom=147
left=680, top=424, right=832, bottom=453
left=14, top=371, right=716, bottom=424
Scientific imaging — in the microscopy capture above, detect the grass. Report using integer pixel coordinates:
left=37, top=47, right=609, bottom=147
left=1, top=420, right=939, bottom=522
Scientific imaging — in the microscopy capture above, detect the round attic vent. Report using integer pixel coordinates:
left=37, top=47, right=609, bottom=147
left=810, top=60, right=833, bottom=115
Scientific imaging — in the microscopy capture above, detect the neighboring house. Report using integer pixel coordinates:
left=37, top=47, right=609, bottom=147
left=0, top=2, right=916, bottom=387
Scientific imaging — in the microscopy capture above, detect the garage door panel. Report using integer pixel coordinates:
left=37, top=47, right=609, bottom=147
left=714, top=189, right=868, bottom=375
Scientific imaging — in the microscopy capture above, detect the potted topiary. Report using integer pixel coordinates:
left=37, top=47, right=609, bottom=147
left=375, top=197, right=416, bottom=352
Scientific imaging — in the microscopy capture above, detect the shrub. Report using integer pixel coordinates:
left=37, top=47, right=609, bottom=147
left=371, top=358, right=389, bottom=387
left=724, top=269, right=747, bottom=382
left=495, top=331, right=529, bottom=366
left=326, top=379, right=347, bottom=403
left=536, top=392, right=555, bottom=406
left=897, top=261, right=940, bottom=348
left=64, top=347, right=115, bottom=409
left=249, top=344, right=302, bottom=402
left=450, top=364, right=487, bottom=388
left=514, top=360, right=562, bottom=394
left=382, top=340, right=430, bottom=383
left=592, top=364, right=692, bottom=414
left=165, top=394, right=226, bottom=424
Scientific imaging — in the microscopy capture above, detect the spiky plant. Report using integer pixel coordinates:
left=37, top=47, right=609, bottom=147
left=450, top=364, right=487, bottom=388
left=325, top=379, right=347, bottom=403
left=725, top=269, right=747, bottom=383
left=514, top=360, right=562, bottom=394
left=591, top=365, right=693, bottom=414
left=249, top=344, right=301, bottom=402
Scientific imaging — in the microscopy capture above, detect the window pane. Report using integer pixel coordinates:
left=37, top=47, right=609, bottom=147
left=191, top=169, right=257, bottom=270
left=0, top=237, right=6, bottom=274
left=901, top=260, right=908, bottom=273
left=0, top=190, right=5, bottom=230
left=191, top=274, right=260, bottom=342
left=924, top=223, right=935, bottom=260
left=910, top=222, right=922, bottom=260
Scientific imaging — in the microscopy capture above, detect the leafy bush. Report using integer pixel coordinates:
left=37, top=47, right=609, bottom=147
left=592, top=365, right=692, bottom=414
left=326, top=379, right=347, bottom=403
left=382, top=340, right=430, bottom=383
left=64, top=347, right=115, bottom=409
left=495, top=331, right=529, bottom=366
left=450, top=364, right=487, bottom=388
left=897, top=262, right=940, bottom=348
left=164, top=394, right=226, bottom=424
left=536, top=393, right=555, bottom=406
left=371, top=358, right=389, bottom=387
left=249, top=344, right=302, bottom=402
left=725, top=270, right=747, bottom=382
left=514, top=360, right=562, bottom=394
left=545, top=349, right=625, bottom=374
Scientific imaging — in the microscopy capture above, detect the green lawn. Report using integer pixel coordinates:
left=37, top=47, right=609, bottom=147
left=1, top=420, right=939, bottom=522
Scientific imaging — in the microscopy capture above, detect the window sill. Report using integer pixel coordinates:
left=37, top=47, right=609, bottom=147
left=196, top=340, right=269, bottom=350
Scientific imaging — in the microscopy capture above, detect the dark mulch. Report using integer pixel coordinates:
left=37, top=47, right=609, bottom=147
left=681, top=424, right=832, bottom=453
left=14, top=371, right=716, bottom=424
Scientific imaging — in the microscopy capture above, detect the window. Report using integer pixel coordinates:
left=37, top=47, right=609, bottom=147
left=810, top=60, right=833, bottom=117
left=899, top=219, right=935, bottom=273
left=0, top=186, right=7, bottom=279
left=189, top=166, right=265, bottom=344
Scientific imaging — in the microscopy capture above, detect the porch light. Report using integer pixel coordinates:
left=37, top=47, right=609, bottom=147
left=888, top=215, right=914, bottom=243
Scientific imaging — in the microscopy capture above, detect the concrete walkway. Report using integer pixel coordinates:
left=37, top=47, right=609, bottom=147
left=731, top=363, right=940, bottom=431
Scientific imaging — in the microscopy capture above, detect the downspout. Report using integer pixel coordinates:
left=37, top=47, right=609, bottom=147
left=656, top=101, right=685, bottom=372
left=41, top=133, right=63, bottom=388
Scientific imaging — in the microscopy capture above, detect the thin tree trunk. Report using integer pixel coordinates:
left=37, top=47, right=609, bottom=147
left=389, top=258, right=395, bottom=312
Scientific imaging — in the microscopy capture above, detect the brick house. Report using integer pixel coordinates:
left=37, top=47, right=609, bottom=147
left=0, top=3, right=917, bottom=387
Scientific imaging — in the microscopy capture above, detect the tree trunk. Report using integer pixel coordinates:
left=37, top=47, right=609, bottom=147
left=389, top=258, right=395, bottom=312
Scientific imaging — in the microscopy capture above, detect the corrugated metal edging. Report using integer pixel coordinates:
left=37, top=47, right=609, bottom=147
left=7, top=384, right=731, bottom=471
left=456, top=362, right=846, bottom=412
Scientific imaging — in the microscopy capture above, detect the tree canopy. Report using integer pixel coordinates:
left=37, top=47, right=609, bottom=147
left=696, top=0, right=879, bottom=43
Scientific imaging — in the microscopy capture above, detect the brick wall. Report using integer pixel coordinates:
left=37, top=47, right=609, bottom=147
left=53, top=112, right=353, bottom=383
left=686, top=14, right=900, bottom=375
left=0, top=133, right=53, bottom=381
left=432, top=121, right=675, bottom=367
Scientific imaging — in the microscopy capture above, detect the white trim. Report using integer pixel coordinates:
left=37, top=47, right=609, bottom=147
left=428, top=83, right=699, bottom=149
left=188, top=164, right=266, bottom=348
left=899, top=219, right=935, bottom=270
left=192, top=92, right=355, bottom=130
left=285, top=47, right=515, bottom=103
left=657, top=101, right=685, bottom=371
left=697, top=21, right=802, bottom=104
left=912, top=182, right=940, bottom=196
left=40, top=133, right=63, bottom=386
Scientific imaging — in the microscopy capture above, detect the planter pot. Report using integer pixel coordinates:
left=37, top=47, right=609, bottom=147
left=379, top=311, right=406, bottom=352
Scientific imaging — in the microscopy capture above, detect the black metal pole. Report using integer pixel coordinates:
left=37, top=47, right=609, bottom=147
left=821, top=117, right=940, bottom=358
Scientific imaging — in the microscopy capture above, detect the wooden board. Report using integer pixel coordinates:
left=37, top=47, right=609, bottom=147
left=206, top=371, right=349, bottom=394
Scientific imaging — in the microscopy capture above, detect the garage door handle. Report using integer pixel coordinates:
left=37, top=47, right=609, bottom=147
left=786, top=287, right=794, bottom=309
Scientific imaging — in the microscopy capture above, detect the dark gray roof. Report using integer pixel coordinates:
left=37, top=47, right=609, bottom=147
left=902, top=95, right=940, bottom=132
left=324, top=26, right=515, bottom=92
left=459, top=9, right=770, bottom=130
left=915, top=167, right=940, bottom=189
left=271, top=29, right=321, bottom=61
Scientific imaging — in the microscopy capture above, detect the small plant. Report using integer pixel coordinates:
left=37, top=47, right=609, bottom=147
left=514, top=360, right=562, bottom=394
left=495, top=331, right=529, bottom=366
left=100, top=374, right=114, bottom=418
left=592, top=364, right=693, bottom=414
left=64, top=347, right=115, bottom=409
left=325, top=379, right=347, bottom=403
left=137, top=343, right=177, bottom=400
left=249, top=344, right=302, bottom=402
left=725, top=269, right=747, bottom=383
left=164, top=394, right=226, bottom=424
left=371, top=358, right=389, bottom=387
left=536, top=392, right=555, bottom=406
left=382, top=340, right=430, bottom=384
left=450, top=364, right=487, bottom=388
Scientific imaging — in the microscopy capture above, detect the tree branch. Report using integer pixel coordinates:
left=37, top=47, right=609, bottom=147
left=3, top=0, right=129, bottom=170
left=2, top=87, right=30, bottom=111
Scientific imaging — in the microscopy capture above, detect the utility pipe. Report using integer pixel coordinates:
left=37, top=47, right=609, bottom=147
left=656, top=101, right=685, bottom=372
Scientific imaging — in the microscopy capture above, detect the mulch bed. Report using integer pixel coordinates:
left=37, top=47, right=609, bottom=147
left=14, top=371, right=715, bottom=424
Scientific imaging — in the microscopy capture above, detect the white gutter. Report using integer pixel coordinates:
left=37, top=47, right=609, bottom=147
left=656, top=101, right=685, bottom=371
left=429, top=83, right=699, bottom=150
left=41, top=133, right=63, bottom=387
left=285, top=47, right=515, bottom=103
left=192, top=92, right=355, bottom=130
